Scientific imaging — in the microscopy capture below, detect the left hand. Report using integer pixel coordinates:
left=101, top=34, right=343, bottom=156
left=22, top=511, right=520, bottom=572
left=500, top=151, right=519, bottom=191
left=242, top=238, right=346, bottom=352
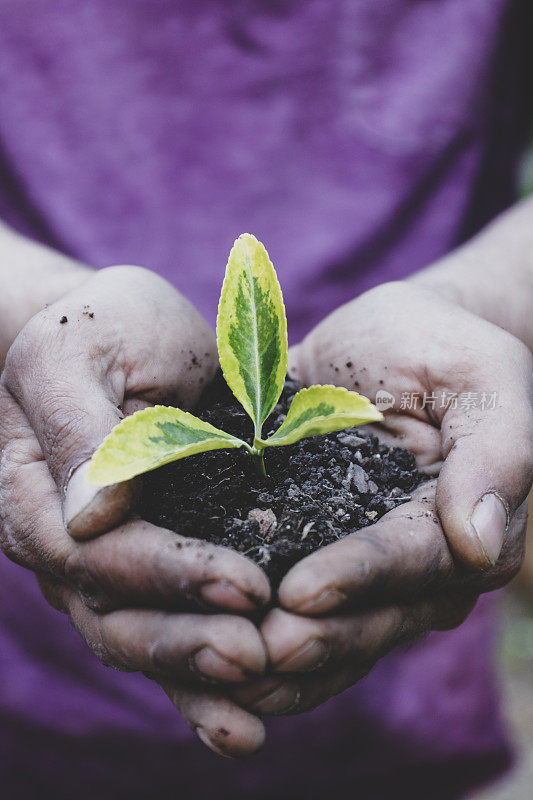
left=232, top=281, right=533, bottom=716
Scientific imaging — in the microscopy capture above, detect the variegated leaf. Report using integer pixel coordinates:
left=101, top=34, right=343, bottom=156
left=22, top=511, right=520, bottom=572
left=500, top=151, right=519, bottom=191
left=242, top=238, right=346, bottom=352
left=217, top=233, right=287, bottom=438
left=87, top=406, right=246, bottom=487
left=262, top=385, right=383, bottom=448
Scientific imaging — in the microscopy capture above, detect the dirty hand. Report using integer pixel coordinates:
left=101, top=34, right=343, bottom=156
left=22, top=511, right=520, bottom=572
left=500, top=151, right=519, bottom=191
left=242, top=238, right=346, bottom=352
left=233, top=281, right=533, bottom=716
left=0, top=265, right=270, bottom=757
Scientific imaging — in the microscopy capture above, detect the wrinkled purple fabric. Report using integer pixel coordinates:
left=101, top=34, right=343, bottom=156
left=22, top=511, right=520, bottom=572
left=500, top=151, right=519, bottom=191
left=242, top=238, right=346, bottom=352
left=0, top=1, right=528, bottom=797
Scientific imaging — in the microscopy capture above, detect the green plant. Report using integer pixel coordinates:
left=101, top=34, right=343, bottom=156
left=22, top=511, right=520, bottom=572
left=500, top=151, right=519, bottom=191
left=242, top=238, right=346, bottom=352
left=87, top=234, right=383, bottom=486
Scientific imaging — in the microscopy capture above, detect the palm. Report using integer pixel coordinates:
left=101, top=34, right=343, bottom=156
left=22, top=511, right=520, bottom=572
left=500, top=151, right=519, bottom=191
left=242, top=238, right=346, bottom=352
left=229, top=282, right=531, bottom=718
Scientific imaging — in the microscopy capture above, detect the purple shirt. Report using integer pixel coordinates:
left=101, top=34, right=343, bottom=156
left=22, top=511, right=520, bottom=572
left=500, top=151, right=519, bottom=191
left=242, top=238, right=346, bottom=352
left=0, top=1, right=527, bottom=797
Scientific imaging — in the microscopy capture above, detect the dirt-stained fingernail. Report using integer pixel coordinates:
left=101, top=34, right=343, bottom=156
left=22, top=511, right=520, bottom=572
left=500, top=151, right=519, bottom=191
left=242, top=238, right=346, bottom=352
left=200, top=580, right=260, bottom=612
left=190, top=647, right=250, bottom=683
left=249, top=681, right=301, bottom=715
left=274, top=638, right=330, bottom=672
left=293, top=588, right=348, bottom=614
left=196, top=726, right=232, bottom=758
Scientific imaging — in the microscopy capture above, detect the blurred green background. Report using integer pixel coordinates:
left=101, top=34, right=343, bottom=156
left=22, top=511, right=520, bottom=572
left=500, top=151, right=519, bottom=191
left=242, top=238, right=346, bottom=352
left=468, top=146, right=533, bottom=799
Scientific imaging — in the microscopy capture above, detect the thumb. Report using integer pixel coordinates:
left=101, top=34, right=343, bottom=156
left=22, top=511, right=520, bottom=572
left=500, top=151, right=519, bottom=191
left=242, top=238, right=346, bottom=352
left=436, top=371, right=533, bottom=570
left=3, top=267, right=217, bottom=540
left=3, top=318, right=139, bottom=540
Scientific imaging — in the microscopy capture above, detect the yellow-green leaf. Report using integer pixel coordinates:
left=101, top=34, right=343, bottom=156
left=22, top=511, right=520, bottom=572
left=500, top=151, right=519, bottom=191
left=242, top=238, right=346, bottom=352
left=262, top=385, right=383, bottom=448
left=87, top=406, right=246, bottom=487
left=217, top=233, right=287, bottom=438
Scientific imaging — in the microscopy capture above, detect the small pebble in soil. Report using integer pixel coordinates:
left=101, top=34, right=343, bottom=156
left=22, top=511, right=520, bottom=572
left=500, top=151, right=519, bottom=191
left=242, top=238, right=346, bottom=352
left=140, top=372, right=428, bottom=589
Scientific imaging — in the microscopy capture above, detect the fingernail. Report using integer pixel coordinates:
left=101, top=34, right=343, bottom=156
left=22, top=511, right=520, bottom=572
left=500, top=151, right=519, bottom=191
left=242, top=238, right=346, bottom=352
left=294, top=588, right=348, bottom=614
left=64, top=461, right=139, bottom=539
left=64, top=462, right=101, bottom=529
left=190, top=647, right=248, bottom=683
left=250, top=682, right=301, bottom=715
left=275, top=638, right=330, bottom=672
left=200, top=580, right=260, bottom=612
left=196, top=726, right=232, bottom=758
left=470, top=493, right=509, bottom=566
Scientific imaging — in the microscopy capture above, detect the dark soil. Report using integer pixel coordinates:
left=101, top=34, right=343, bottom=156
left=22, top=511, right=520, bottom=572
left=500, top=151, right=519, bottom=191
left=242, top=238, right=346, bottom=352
left=140, top=373, right=427, bottom=589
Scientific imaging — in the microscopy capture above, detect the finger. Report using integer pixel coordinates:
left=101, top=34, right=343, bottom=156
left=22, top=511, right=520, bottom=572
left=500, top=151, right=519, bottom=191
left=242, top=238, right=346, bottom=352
left=278, top=481, right=454, bottom=615
left=66, top=521, right=271, bottom=613
left=233, top=662, right=370, bottom=718
left=437, top=337, right=533, bottom=570
left=287, top=344, right=302, bottom=381
left=279, top=477, right=528, bottom=616
left=1, top=319, right=134, bottom=539
left=42, top=574, right=267, bottom=756
left=0, top=395, right=271, bottom=613
left=0, top=387, right=73, bottom=572
left=234, top=595, right=475, bottom=715
left=3, top=460, right=271, bottom=613
left=63, top=591, right=267, bottom=683
left=2, top=266, right=217, bottom=540
left=263, top=599, right=473, bottom=676
left=289, top=340, right=443, bottom=471
left=159, top=680, right=265, bottom=758
left=230, top=603, right=422, bottom=716
left=364, top=414, right=443, bottom=473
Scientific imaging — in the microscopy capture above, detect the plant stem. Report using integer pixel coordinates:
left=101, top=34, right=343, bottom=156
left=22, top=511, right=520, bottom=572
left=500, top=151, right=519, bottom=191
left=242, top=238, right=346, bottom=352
left=252, top=428, right=267, bottom=478
left=254, top=449, right=267, bottom=477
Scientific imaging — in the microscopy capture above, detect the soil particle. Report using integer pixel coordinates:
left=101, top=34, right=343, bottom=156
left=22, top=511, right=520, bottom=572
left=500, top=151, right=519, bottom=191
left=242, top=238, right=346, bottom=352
left=140, top=373, right=427, bottom=588
left=248, top=508, right=277, bottom=537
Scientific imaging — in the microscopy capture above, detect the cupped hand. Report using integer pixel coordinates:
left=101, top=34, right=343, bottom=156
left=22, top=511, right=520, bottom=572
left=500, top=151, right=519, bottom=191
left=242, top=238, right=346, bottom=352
left=233, top=281, right=533, bottom=716
left=0, top=266, right=270, bottom=757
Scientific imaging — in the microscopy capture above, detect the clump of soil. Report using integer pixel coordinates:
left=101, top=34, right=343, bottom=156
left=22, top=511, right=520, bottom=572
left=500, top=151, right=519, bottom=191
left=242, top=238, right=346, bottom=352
left=140, top=373, right=427, bottom=588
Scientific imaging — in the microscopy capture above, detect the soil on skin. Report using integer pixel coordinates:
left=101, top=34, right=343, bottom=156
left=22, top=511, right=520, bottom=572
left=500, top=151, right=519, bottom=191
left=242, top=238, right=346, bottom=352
left=140, top=373, right=427, bottom=588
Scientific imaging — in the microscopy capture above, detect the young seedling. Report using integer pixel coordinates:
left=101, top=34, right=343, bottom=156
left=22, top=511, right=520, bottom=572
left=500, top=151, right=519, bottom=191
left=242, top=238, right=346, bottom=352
left=87, top=234, right=383, bottom=486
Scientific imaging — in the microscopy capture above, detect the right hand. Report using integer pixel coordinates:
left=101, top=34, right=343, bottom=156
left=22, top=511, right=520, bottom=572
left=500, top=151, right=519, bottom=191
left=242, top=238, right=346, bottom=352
left=0, top=266, right=270, bottom=757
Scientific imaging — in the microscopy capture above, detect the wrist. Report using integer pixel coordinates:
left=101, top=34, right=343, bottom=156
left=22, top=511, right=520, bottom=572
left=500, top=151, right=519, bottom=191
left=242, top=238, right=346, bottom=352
left=408, top=248, right=478, bottom=310
left=409, top=200, right=533, bottom=351
left=0, top=223, right=92, bottom=364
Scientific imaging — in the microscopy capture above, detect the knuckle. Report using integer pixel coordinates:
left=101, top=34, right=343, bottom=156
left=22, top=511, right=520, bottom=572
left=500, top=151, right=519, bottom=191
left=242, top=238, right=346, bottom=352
left=64, top=549, right=112, bottom=610
left=0, top=441, right=26, bottom=523
left=86, top=616, right=120, bottom=669
left=0, top=436, right=28, bottom=476
left=63, top=548, right=83, bottom=582
left=0, top=475, right=40, bottom=569
left=90, top=638, right=114, bottom=668
left=0, top=519, right=34, bottom=566
left=36, top=574, right=69, bottom=614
